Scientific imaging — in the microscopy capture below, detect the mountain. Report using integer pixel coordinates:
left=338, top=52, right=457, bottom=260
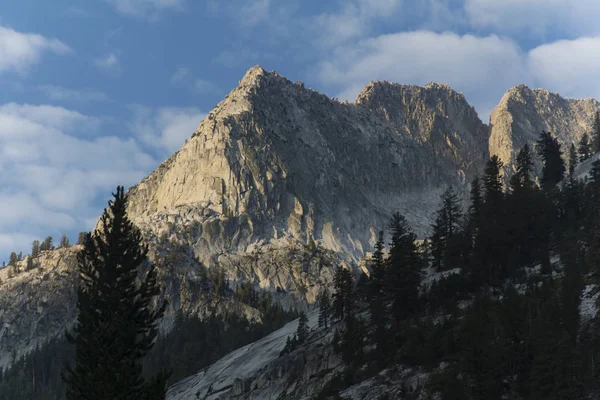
left=0, top=66, right=490, bottom=368
left=125, top=66, right=489, bottom=258
left=489, top=84, right=600, bottom=181
left=2, top=66, right=600, bottom=386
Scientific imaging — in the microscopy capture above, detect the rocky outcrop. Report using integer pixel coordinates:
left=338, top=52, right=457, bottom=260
left=489, top=84, right=600, bottom=181
left=127, top=66, right=489, bottom=267
left=0, top=248, right=80, bottom=369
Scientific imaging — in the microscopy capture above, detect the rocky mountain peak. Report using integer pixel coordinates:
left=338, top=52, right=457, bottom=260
left=490, top=84, right=600, bottom=181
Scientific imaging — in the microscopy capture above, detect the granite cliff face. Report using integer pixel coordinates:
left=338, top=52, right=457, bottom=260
left=0, top=66, right=489, bottom=367
left=489, top=84, right=600, bottom=180
left=0, top=248, right=79, bottom=369
left=5, top=67, right=600, bottom=381
left=126, top=66, right=489, bottom=264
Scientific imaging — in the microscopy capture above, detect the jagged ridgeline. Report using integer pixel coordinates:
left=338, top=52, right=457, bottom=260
left=2, top=66, right=600, bottom=399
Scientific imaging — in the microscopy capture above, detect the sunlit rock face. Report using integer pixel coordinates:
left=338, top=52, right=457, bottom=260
left=0, top=66, right=493, bottom=368
left=489, top=84, right=600, bottom=183
left=126, top=66, right=489, bottom=265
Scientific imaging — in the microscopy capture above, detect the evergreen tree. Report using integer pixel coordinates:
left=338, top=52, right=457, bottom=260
left=593, top=111, right=600, bottom=153
left=537, top=131, right=566, bottom=191
left=509, top=144, right=534, bottom=192
left=63, top=186, right=169, bottom=400
left=385, top=213, right=422, bottom=323
left=31, top=240, right=40, bottom=259
left=430, top=187, right=463, bottom=271
left=59, top=234, right=70, bottom=249
left=318, top=290, right=330, bottom=329
left=483, top=155, right=504, bottom=204
left=579, top=132, right=593, bottom=162
left=368, top=231, right=389, bottom=364
left=296, top=312, right=309, bottom=344
left=26, top=257, right=34, bottom=271
left=466, top=176, right=483, bottom=249
left=569, top=143, right=578, bottom=177
left=475, top=155, right=511, bottom=288
left=332, top=266, right=353, bottom=321
left=40, top=236, right=54, bottom=252
left=368, top=231, right=386, bottom=300
left=8, top=252, right=17, bottom=266
left=77, top=232, right=87, bottom=246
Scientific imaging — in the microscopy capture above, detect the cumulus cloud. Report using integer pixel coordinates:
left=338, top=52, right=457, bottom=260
left=105, top=0, right=186, bottom=18
left=314, top=0, right=403, bottom=45
left=0, top=103, right=155, bottom=260
left=319, top=31, right=527, bottom=120
left=464, top=0, right=600, bottom=38
left=0, top=26, right=70, bottom=74
left=129, top=106, right=205, bottom=154
left=528, top=36, right=600, bottom=98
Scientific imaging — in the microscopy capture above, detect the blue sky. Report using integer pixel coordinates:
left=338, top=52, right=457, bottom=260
left=1, top=0, right=600, bottom=261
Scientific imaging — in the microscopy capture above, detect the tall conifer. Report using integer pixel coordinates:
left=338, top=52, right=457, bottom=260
left=63, top=186, right=169, bottom=400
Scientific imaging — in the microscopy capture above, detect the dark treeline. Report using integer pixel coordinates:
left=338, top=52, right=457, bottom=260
left=318, top=130, right=600, bottom=399
left=4, top=128, right=600, bottom=399
left=0, top=189, right=297, bottom=400
left=0, top=276, right=297, bottom=400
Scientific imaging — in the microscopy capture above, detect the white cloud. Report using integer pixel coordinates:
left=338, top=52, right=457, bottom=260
left=464, top=0, right=600, bottom=38
left=95, top=53, right=119, bottom=70
left=319, top=31, right=527, bottom=120
left=105, top=0, right=186, bottom=18
left=528, top=36, right=600, bottom=99
left=0, top=26, right=70, bottom=74
left=0, top=103, right=156, bottom=261
left=38, top=85, right=108, bottom=102
left=129, top=106, right=205, bottom=154
left=314, top=0, right=402, bottom=45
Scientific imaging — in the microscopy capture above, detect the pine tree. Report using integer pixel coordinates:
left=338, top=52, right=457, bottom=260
left=385, top=213, right=422, bottom=323
left=537, top=131, right=566, bottom=191
left=318, top=290, right=330, bottom=329
left=430, top=187, right=463, bottom=271
left=579, top=132, right=593, bottom=162
left=510, top=144, right=534, bottom=192
left=40, top=237, right=54, bottom=252
left=483, top=155, right=504, bottom=204
left=466, top=176, right=483, bottom=248
left=76, top=232, right=87, bottom=246
left=368, top=231, right=386, bottom=300
left=63, top=186, right=169, bottom=400
left=26, top=257, right=33, bottom=271
left=31, top=241, right=40, bottom=259
left=8, top=252, right=17, bottom=267
left=569, top=143, right=577, bottom=177
left=475, top=156, right=511, bottom=288
left=296, top=312, right=309, bottom=344
left=59, top=234, right=70, bottom=249
left=593, top=111, right=600, bottom=153
left=332, top=266, right=353, bottom=321
left=368, top=231, right=389, bottom=364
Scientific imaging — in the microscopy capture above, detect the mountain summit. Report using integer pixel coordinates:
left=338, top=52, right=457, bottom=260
left=2, top=67, right=599, bottom=372
left=125, top=66, right=489, bottom=266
